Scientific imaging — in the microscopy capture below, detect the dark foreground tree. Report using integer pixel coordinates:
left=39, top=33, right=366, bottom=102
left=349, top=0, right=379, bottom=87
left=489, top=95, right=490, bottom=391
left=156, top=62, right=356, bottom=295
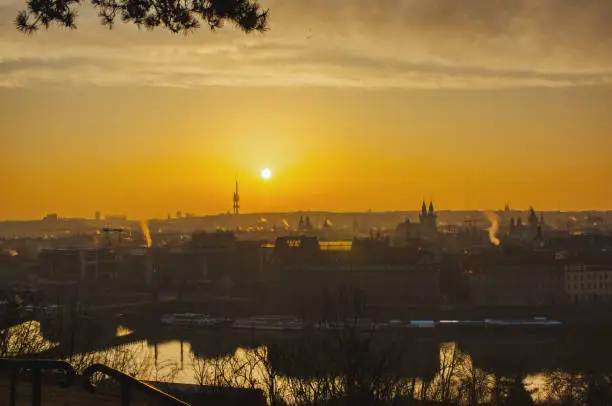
left=16, top=0, right=268, bottom=34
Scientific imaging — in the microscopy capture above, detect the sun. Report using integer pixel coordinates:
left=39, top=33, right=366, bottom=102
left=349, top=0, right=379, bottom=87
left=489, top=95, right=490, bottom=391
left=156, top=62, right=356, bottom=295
left=261, top=168, right=272, bottom=180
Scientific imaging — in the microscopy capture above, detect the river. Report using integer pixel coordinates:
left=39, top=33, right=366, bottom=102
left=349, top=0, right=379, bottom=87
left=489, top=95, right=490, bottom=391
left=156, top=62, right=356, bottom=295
left=4, top=320, right=612, bottom=404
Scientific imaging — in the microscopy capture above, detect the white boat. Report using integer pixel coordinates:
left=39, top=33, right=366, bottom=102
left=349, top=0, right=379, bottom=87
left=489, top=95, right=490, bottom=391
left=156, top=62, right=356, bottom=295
left=315, top=319, right=388, bottom=331
left=373, top=322, right=390, bottom=330
left=389, top=319, right=404, bottom=329
left=484, top=318, right=562, bottom=327
left=161, top=313, right=230, bottom=327
left=232, top=315, right=304, bottom=331
left=408, top=320, right=435, bottom=328
left=314, top=321, right=347, bottom=331
left=42, top=305, right=61, bottom=315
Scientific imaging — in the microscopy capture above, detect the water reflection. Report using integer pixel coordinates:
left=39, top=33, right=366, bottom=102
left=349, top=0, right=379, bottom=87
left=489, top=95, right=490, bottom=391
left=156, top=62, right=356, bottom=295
left=115, top=325, right=134, bottom=337
left=66, top=338, right=542, bottom=404
left=5, top=320, right=612, bottom=404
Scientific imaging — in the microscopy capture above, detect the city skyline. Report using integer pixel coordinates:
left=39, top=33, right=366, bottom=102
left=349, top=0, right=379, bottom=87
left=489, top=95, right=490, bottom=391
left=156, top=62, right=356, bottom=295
left=3, top=1, right=612, bottom=401
left=1, top=203, right=611, bottom=222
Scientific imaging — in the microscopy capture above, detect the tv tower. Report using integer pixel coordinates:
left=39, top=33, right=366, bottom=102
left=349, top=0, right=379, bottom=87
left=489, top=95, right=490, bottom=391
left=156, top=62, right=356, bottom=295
left=233, top=179, right=240, bottom=215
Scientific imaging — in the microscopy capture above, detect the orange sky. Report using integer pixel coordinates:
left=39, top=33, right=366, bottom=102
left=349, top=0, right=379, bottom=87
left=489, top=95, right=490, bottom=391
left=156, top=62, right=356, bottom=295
left=1, top=1, right=612, bottom=219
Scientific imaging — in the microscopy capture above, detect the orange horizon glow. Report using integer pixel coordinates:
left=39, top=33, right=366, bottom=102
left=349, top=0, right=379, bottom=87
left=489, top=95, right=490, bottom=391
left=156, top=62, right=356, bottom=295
left=1, top=86, right=611, bottom=220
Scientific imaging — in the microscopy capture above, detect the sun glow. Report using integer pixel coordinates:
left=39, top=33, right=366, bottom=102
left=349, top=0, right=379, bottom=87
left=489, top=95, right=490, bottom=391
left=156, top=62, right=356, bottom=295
left=261, top=168, right=272, bottom=180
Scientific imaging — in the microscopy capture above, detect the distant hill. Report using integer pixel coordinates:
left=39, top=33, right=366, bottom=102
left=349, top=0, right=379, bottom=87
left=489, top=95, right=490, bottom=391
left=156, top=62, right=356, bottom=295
left=1, top=210, right=609, bottom=238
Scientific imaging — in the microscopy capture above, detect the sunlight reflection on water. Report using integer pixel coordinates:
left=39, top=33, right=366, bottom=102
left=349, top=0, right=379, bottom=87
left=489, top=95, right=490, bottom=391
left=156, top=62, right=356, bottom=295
left=2, top=322, right=555, bottom=403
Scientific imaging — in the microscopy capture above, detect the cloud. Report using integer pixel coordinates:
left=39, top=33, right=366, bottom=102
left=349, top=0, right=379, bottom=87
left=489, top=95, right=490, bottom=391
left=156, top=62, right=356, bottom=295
left=1, top=0, right=612, bottom=89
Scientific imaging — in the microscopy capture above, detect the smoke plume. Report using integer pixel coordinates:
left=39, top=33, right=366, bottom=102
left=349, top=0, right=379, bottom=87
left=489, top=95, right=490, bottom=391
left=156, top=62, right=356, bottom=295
left=140, top=220, right=152, bottom=248
left=484, top=211, right=501, bottom=246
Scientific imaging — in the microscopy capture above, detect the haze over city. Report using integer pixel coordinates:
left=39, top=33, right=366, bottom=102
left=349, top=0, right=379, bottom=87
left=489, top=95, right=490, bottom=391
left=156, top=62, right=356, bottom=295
left=2, top=0, right=612, bottom=219
left=4, top=2, right=612, bottom=405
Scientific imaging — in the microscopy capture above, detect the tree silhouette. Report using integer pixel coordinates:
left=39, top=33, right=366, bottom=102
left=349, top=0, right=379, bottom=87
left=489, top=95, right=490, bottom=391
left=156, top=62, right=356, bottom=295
left=505, top=376, right=534, bottom=406
left=16, top=0, right=268, bottom=34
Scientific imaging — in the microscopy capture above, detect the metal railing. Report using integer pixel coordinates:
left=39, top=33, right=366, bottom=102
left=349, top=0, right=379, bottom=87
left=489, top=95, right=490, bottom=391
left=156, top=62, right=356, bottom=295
left=0, top=359, right=76, bottom=406
left=0, top=358, right=190, bottom=406
left=82, top=363, right=189, bottom=406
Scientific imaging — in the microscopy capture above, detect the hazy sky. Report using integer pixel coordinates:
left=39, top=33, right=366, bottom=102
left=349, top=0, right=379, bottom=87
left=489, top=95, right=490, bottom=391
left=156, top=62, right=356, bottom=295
left=1, top=0, right=612, bottom=219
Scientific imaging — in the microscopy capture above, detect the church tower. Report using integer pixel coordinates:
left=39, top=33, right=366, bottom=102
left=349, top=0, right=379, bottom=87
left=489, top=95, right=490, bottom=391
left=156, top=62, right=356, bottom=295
left=419, top=201, right=438, bottom=240
left=528, top=207, right=539, bottom=238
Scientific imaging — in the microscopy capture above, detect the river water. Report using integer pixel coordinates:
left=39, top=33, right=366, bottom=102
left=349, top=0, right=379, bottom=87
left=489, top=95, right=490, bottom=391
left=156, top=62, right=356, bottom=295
left=4, top=320, right=612, bottom=404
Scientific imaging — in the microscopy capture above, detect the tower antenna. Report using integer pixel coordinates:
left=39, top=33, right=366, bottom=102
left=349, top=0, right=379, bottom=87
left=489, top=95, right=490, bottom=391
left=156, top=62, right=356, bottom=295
left=233, top=177, right=240, bottom=215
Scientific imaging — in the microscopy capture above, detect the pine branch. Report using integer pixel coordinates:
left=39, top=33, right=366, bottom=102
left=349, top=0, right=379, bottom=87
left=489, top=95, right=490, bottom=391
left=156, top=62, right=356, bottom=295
left=16, top=0, right=269, bottom=34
